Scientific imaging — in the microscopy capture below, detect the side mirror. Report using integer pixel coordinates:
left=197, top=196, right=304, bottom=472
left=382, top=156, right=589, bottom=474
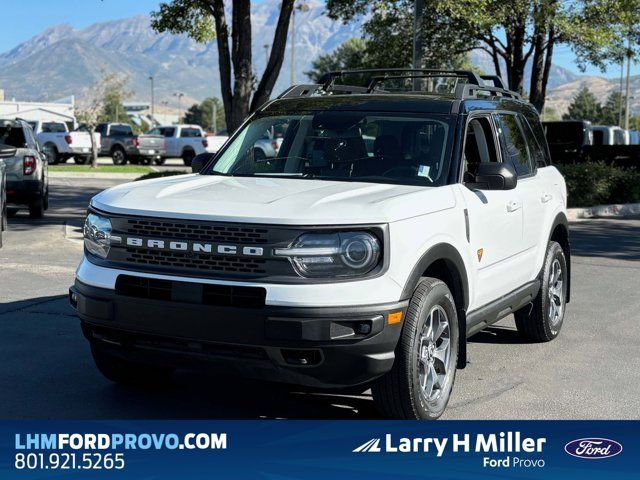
left=468, top=162, right=518, bottom=190
left=191, top=152, right=216, bottom=173
left=0, top=143, right=17, bottom=159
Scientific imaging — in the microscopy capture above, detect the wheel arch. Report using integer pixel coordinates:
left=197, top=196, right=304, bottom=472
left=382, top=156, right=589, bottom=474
left=401, top=243, right=469, bottom=369
left=548, top=212, right=571, bottom=303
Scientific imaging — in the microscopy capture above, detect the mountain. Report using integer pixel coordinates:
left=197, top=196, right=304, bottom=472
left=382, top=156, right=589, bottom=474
left=0, top=0, right=361, bottom=109
left=0, top=1, right=637, bottom=117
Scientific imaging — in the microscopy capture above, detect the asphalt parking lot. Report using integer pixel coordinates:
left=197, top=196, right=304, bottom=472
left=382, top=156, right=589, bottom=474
left=1, top=176, right=639, bottom=419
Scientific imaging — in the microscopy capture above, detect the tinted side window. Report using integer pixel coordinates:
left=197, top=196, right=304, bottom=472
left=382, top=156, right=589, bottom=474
left=95, top=124, right=106, bottom=135
left=521, top=117, right=546, bottom=168
left=163, top=127, right=176, bottom=137
left=180, top=128, right=201, bottom=138
left=495, top=113, right=532, bottom=176
left=110, top=125, right=133, bottom=136
left=42, top=122, right=67, bottom=133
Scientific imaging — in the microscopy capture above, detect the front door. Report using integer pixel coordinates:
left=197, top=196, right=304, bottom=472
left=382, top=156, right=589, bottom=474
left=458, top=114, right=526, bottom=310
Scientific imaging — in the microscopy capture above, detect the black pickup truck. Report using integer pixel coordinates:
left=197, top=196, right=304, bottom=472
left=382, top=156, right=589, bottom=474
left=543, top=120, right=640, bottom=168
left=95, top=123, right=166, bottom=165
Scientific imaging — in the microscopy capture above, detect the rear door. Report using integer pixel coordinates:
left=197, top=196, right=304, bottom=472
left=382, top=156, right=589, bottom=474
left=458, top=114, right=526, bottom=308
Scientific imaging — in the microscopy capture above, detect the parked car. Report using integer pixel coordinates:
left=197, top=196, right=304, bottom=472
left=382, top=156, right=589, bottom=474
left=0, top=143, right=17, bottom=247
left=252, top=124, right=286, bottom=161
left=27, top=121, right=95, bottom=165
left=148, top=125, right=208, bottom=166
left=0, top=120, right=48, bottom=218
left=542, top=120, right=592, bottom=164
left=71, top=69, right=571, bottom=420
left=543, top=122, right=640, bottom=167
left=94, top=123, right=165, bottom=165
left=204, top=132, right=229, bottom=154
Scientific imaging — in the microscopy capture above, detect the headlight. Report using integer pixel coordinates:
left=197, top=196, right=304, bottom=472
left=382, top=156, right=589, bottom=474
left=83, top=213, right=113, bottom=259
left=275, top=231, right=381, bottom=278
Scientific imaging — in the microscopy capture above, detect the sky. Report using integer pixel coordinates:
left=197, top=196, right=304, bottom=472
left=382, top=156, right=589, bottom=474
left=0, top=0, right=637, bottom=79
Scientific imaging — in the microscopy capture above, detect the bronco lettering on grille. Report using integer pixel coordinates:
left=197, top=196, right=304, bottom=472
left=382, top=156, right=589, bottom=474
left=119, top=236, right=265, bottom=257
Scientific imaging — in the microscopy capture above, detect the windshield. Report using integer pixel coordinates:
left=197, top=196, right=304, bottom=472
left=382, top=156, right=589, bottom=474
left=203, top=111, right=455, bottom=186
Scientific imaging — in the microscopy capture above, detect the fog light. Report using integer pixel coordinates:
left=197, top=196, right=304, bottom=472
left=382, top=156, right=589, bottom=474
left=355, top=322, right=372, bottom=335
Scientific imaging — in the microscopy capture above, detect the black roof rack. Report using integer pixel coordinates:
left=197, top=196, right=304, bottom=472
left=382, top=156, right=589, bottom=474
left=277, top=68, right=521, bottom=101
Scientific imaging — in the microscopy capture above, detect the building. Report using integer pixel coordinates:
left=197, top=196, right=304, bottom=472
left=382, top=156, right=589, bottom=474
left=0, top=93, right=76, bottom=128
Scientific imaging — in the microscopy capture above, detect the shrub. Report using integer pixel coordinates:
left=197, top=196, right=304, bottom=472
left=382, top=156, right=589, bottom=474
left=556, top=162, right=640, bottom=208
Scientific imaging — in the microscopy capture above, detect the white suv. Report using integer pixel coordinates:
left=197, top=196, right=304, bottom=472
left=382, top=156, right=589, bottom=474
left=71, top=70, right=570, bottom=419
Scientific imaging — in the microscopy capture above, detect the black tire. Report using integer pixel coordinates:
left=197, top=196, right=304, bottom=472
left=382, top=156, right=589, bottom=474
left=371, top=278, right=459, bottom=419
left=182, top=149, right=195, bottom=167
left=91, top=346, right=173, bottom=387
left=7, top=207, right=18, bottom=218
left=74, top=156, right=89, bottom=165
left=515, top=241, right=567, bottom=342
left=29, top=197, right=45, bottom=219
left=140, top=157, right=152, bottom=166
left=111, top=146, right=127, bottom=165
left=43, top=143, right=59, bottom=165
left=43, top=186, right=49, bottom=211
left=154, top=157, right=166, bottom=166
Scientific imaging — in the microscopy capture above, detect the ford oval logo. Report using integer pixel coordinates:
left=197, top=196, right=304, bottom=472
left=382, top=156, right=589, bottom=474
left=564, top=438, right=623, bottom=459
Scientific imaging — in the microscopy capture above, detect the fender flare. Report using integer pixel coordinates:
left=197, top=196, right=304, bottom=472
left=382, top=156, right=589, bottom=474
left=401, top=243, right=470, bottom=369
left=401, top=242, right=469, bottom=310
left=548, top=211, right=571, bottom=303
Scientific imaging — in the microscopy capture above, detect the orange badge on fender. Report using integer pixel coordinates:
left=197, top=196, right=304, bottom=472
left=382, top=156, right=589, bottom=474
left=477, top=248, right=484, bottom=262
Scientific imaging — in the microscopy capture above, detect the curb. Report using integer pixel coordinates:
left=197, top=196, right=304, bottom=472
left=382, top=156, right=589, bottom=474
left=48, top=171, right=143, bottom=180
left=567, top=203, right=640, bottom=220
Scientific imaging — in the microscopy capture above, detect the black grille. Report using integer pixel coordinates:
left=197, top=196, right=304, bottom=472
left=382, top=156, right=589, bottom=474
left=115, top=275, right=266, bottom=308
left=124, top=248, right=268, bottom=274
left=125, top=219, right=270, bottom=244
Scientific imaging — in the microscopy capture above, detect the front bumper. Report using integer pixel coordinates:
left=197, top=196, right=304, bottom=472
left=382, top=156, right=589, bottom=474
left=70, top=279, right=408, bottom=388
left=6, top=179, right=42, bottom=205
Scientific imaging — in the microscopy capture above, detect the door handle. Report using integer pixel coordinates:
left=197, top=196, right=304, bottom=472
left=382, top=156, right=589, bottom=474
left=541, top=193, right=553, bottom=203
left=506, top=200, right=522, bottom=212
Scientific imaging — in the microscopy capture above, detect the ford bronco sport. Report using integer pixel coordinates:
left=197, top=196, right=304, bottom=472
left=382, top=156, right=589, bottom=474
left=71, top=70, right=570, bottom=419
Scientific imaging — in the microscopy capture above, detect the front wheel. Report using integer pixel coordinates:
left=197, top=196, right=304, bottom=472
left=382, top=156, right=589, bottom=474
left=372, top=277, right=459, bottom=419
left=74, top=156, right=89, bottom=165
left=515, top=241, right=567, bottom=342
left=154, top=157, right=166, bottom=166
left=91, top=346, right=173, bottom=387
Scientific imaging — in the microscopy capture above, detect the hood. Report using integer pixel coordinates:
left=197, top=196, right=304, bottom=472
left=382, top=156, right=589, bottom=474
left=91, top=174, right=456, bottom=225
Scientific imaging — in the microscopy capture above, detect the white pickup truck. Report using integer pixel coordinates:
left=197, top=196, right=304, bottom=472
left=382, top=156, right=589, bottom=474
left=28, top=121, right=96, bottom=165
left=148, top=125, right=210, bottom=166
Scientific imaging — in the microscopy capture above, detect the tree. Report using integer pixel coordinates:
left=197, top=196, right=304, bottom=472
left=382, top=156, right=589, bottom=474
left=562, top=85, right=602, bottom=122
left=98, top=75, right=132, bottom=124
left=183, top=97, right=226, bottom=132
left=305, top=39, right=371, bottom=83
left=152, top=0, right=295, bottom=133
left=76, top=72, right=131, bottom=168
left=325, top=1, right=478, bottom=72
left=600, top=91, right=623, bottom=125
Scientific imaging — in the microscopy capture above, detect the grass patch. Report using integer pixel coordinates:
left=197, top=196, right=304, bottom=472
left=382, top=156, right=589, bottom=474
left=135, top=171, right=190, bottom=181
left=49, top=165, right=154, bottom=174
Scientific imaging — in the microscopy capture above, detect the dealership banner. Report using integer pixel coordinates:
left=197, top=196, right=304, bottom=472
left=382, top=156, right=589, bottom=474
left=0, top=420, right=636, bottom=479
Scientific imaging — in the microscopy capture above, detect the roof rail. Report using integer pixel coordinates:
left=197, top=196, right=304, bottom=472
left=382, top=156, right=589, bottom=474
left=480, top=75, right=506, bottom=89
left=276, top=68, right=522, bottom=102
left=318, top=68, right=484, bottom=91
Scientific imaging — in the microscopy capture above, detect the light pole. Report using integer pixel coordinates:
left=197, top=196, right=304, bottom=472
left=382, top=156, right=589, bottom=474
left=148, top=76, right=155, bottom=119
left=174, top=92, right=184, bottom=122
left=624, top=35, right=632, bottom=131
left=290, top=3, right=309, bottom=85
left=412, top=0, right=425, bottom=90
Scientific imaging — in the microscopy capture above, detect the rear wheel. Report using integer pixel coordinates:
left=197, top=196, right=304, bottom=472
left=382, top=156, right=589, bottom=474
left=91, top=346, right=173, bottom=387
left=29, top=196, right=45, bottom=219
left=372, top=278, right=459, bottom=419
left=43, top=143, right=59, bottom=165
left=111, top=146, right=127, bottom=165
left=515, top=241, right=567, bottom=342
left=74, top=156, right=89, bottom=165
left=182, top=149, right=195, bottom=166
